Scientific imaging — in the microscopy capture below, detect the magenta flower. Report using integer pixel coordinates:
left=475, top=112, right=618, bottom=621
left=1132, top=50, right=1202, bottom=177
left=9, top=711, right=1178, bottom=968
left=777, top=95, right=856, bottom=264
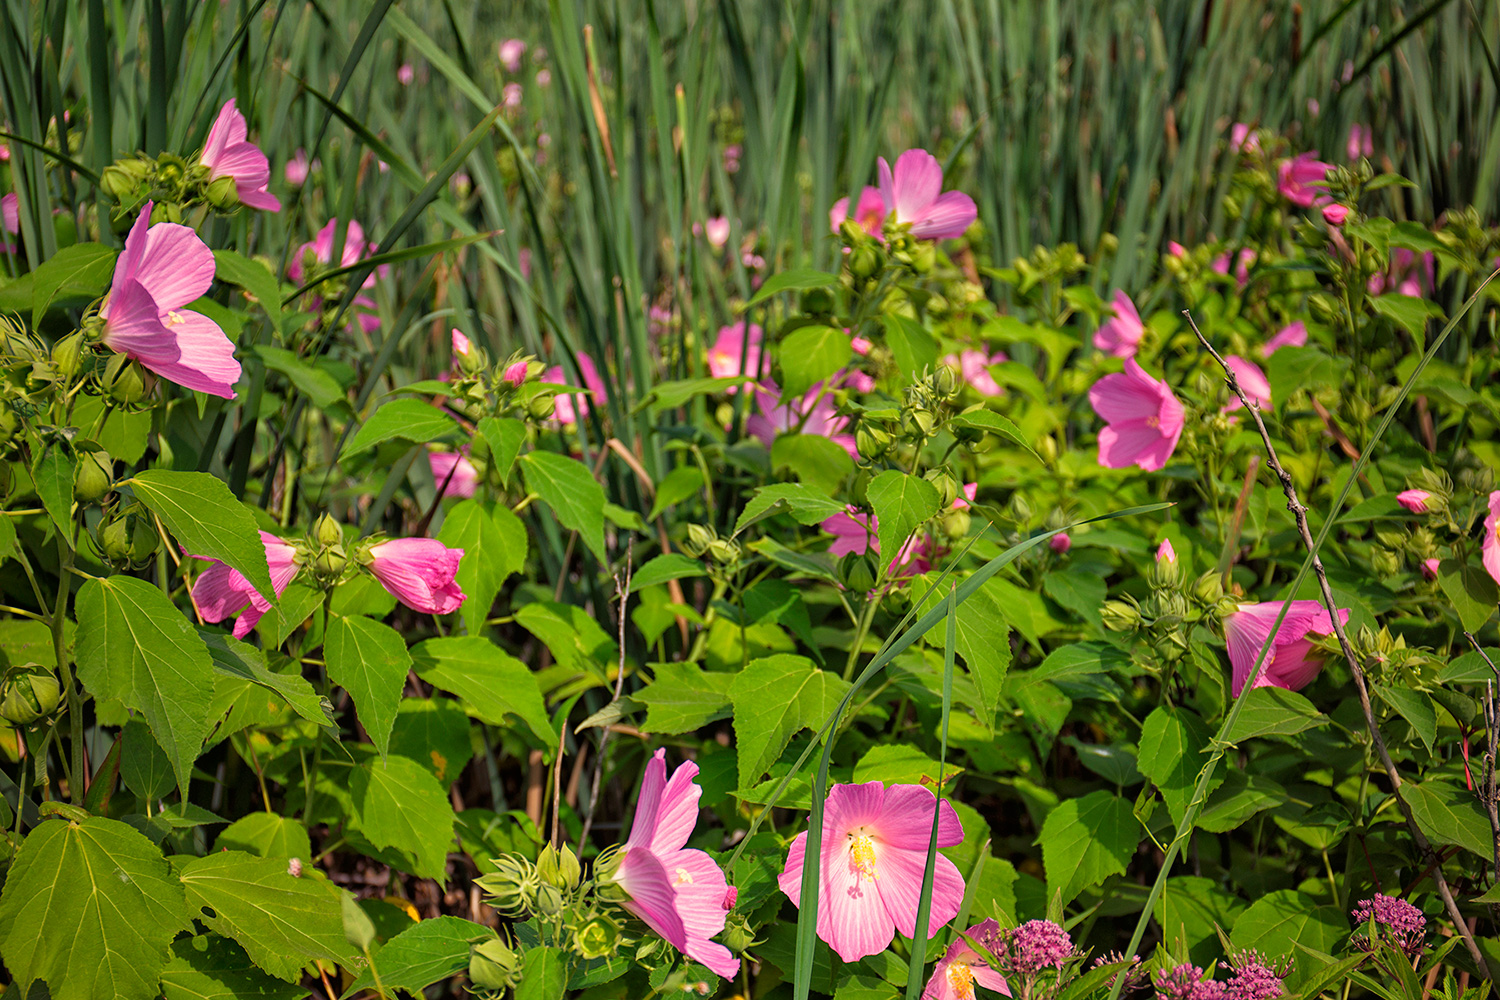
left=1088, top=359, right=1184, bottom=472
left=1212, top=248, right=1257, bottom=288
left=1050, top=533, right=1071, bottom=554
left=1154, top=963, right=1226, bottom=1000
left=942, top=350, right=1006, bottom=397
left=1483, top=490, right=1500, bottom=586
left=1396, top=489, right=1431, bottom=513
left=1222, top=355, right=1271, bottom=413
left=190, top=531, right=300, bottom=639
left=200, top=99, right=280, bottom=212
left=723, top=144, right=742, bottom=174
left=1369, top=248, right=1435, bottom=298
left=747, top=382, right=856, bottom=458
left=502, top=360, right=528, bottom=387
left=543, top=352, right=607, bottom=425
left=1352, top=894, right=1426, bottom=956
left=499, top=39, right=526, bottom=74
left=1229, top=123, right=1259, bottom=153
left=502, top=82, right=523, bottom=109
left=704, top=216, right=730, bottom=248
left=430, top=451, right=479, bottom=499
left=923, top=919, right=1011, bottom=1000
left=1322, top=203, right=1349, bottom=227
left=367, top=538, right=465, bottom=615
left=995, top=920, right=1076, bottom=974
left=876, top=149, right=977, bottom=240
left=1421, top=557, right=1440, bottom=581
left=953, top=483, right=978, bottom=510
left=1225, top=952, right=1286, bottom=1000
left=1093, top=290, right=1146, bottom=358
left=823, top=508, right=876, bottom=558
left=707, top=322, right=763, bottom=384
left=1157, top=539, right=1177, bottom=565
left=291, top=218, right=374, bottom=285
left=611, top=749, right=739, bottom=978
left=397, top=63, right=415, bottom=86
left=1224, top=600, right=1350, bottom=696
left=830, top=186, right=887, bottom=238
left=99, top=202, right=241, bottom=399
left=1347, top=123, right=1373, bottom=160
left=1261, top=322, right=1307, bottom=357
left=778, top=781, right=965, bottom=963
left=451, top=329, right=474, bottom=363
left=1277, top=152, right=1333, bottom=207
left=285, top=149, right=312, bottom=187
left=1167, top=240, right=1188, bottom=257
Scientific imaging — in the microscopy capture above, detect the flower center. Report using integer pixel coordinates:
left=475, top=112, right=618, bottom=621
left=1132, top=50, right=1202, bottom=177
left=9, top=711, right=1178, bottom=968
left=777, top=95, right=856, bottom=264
left=672, top=867, right=694, bottom=887
left=165, top=310, right=187, bottom=327
left=946, top=962, right=975, bottom=1000
left=1146, top=415, right=1160, bottom=428
left=848, top=833, right=879, bottom=881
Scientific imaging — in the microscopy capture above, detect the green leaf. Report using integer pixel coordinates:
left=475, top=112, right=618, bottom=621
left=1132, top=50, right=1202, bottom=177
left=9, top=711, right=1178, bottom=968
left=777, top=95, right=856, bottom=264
left=341, top=916, right=491, bottom=998
left=325, top=614, right=412, bottom=758
left=340, top=398, right=459, bottom=458
left=476, top=416, right=525, bottom=488
left=745, top=267, right=837, bottom=307
left=119, top=718, right=175, bottom=801
left=1230, top=890, right=1346, bottom=986
left=411, top=637, right=554, bottom=749
left=215, top=814, right=312, bottom=862
left=778, top=325, right=851, bottom=397
left=214, top=249, right=284, bottom=336
left=1374, top=684, right=1437, bottom=753
left=734, top=482, right=849, bottom=535
left=520, top=451, right=607, bottom=561
left=178, top=851, right=356, bottom=982
left=32, top=444, right=74, bottom=535
left=389, top=698, right=475, bottom=783
left=75, top=576, right=215, bottom=793
left=636, top=662, right=734, bottom=734
left=1437, top=558, right=1498, bottom=633
left=648, top=466, right=705, bottom=521
left=728, top=654, right=851, bottom=788
left=31, top=242, right=116, bottom=325
left=917, top=576, right=1011, bottom=729
left=1222, top=686, right=1327, bottom=743
left=160, top=933, right=309, bottom=1000
left=881, top=314, right=938, bottom=383
left=1038, top=789, right=1140, bottom=904
left=1370, top=293, right=1443, bottom=339
left=1154, top=876, right=1247, bottom=965
left=771, top=433, right=855, bottom=496
left=629, top=553, right=707, bottom=593
left=436, top=499, right=527, bottom=634
left=853, top=744, right=952, bottom=786
left=635, top=376, right=757, bottom=413
left=1196, top=771, right=1285, bottom=833
left=866, top=470, right=939, bottom=575
left=129, top=470, right=276, bottom=603
left=1137, top=706, right=1215, bottom=827
left=350, top=755, right=458, bottom=880
left=950, top=407, right=1041, bottom=461
left=254, top=346, right=347, bottom=410
left=201, top=630, right=331, bottom=729
left=0, top=816, right=190, bottom=1000
left=514, top=601, right=617, bottom=679
left=1403, top=780, right=1495, bottom=858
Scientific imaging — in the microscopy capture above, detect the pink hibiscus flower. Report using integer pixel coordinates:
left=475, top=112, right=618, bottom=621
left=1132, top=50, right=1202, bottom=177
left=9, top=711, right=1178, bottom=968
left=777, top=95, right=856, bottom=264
left=430, top=451, right=479, bottom=499
left=190, top=531, right=300, bottom=639
left=543, top=352, right=607, bottom=425
left=1347, top=123, right=1373, bottom=160
left=1211, top=248, right=1256, bottom=289
left=747, top=381, right=856, bottom=458
left=610, top=749, right=739, bottom=978
left=877, top=150, right=977, bottom=240
left=1222, top=355, right=1271, bottom=413
left=1088, top=359, right=1184, bottom=472
left=830, top=186, right=887, bottom=238
left=199, top=99, right=280, bottom=212
left=1229, top=123, right=1259, bottom=153
left=924, top=919, right=1012, bottom=1000
left=707, top=322, right=763, bottom=385
left=290, top=218, right=381, bottom=331
left=1277, top=152, right=1333, bottom=207
left=1484, top=491, right=1500, bottom=586
left=823, top=508, right=877, bottom=558
left=1261, top=322, right=1307, bottom=357
left=1396, top=489, right=1430, bottom=514
left=1224, top=600, right=1351, bottom=696
left=1093, top=290, right=1146, bottom=358
left=779, top=781, right=965, bottom=963
left=946, top=349, right=1008, bottom=396
left=499, top=39, right=526, bottom=74
left=367, top=538, right=465, bottom=614
left=99, top=202, right=241, bottom=399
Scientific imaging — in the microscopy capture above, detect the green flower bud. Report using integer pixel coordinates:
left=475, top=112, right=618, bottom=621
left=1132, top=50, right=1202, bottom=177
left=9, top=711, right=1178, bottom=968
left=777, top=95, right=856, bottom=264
left=50, top=332, right=86, bottom=379
left=909, top=242, right=936, bottom=273
left=800, top=287, right=836, bottom=316
left=104, top=353, right=148, bottom=405
left=527, top=393, right=556, bottom=420
left=707, top=538, right=740, bottom=566
left=848, top=245, right=881, bottom=281
left=314, top=544, right=347, bottom=581
left=721, top=914, right=757, bottom=955
left=101, top=516, right=132, bottom=563
left=924, top=470, right=959, bottom=509
left=149, top=201, right=183, bottom=225
left=468, top=937, right=519, bottom=989
left=204, top=174, right=239, bottom=210
left=0, top=665, right=60, bottom=726
left=1101, top=599, right=1143, bottom=633
left=155, top=153, right=187, bottom=187
left=0, top=407, right=20, bottom=449
left=1192, top=570, right=1224, bottom=606
left=130, top=515, right=158, bottom=562
left=100, top=164, right=144, bottom=201
left=574, top=915, right=621, bottom=960
left=73, top=449, right=113, bottom=504
left=839, top=552, right=879, bottom=593
left=931, top=364, right=958, bottom=399
left=683, top=523, right=715, bottom=558
left=941, top=509, right=971, bottom=540
left=315, top=513, right=343, bottom=548
left=855, top=423, right=893, bottom=461
left=533, top=883, right=564, bottom=916
left=900, top=406, right=936, bottom=439
left=475, top=855, right=536, bottom=916
left=535, top=842, right=581, bottom=890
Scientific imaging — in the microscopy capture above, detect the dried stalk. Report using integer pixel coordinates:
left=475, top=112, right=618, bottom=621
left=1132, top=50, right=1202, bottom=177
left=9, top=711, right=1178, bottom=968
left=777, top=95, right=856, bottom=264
left=1188, top=312, right=1491, bottom=980
left=579, top=543, right=633, bottom=847
left=1462, top=633, right=1500, bottom=886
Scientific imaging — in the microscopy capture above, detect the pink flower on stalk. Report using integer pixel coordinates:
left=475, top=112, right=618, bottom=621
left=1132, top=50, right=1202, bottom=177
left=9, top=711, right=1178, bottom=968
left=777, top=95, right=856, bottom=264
left=291, top=218, right=374, bottom=285
left=1050, top=533, right=1071, bottom=553
left=1261, top=322, right=1307, bottom=357
left=923, top=919, right=1012, bottom=1000
left=99, top=202, right=242, bottom=399
left=1229, top=123, right=1259, bottom=153
left=502, top=360, right=528, bottom=387
left=707, top=322, right=762, bottom=384
left=502, top=83, right=523, bottom=109
left=285, top=149, right=312, bottom=186
left=1088, top=359, right=1184, bottom=472
left=1421, top=558, right=1440, bottom=581
left=723, top=144, right=742, bottom=174
left=944, top=350, right=1007, bottom=397
left=611, top=749, right=739, bottom=978
left=536, top=69, right=552, bottom=88
left=1277, top=152, right=1333, bottom=207
left=1224, top=600, right=1350, bottom=696
left=429, top=451, right=479, bottom=499
left=778, top=781, right=965, bottom=963
left=1347, top=123, right=1373, bottom=160
left=1369, top=248, right=1435, bottom=298
left=397, top=63, right=415, bottom=85
left=703, top=216, right=730, bottom=248
left=190, top=532, right=300, bottom=639
left=499, top=39, right=526, bottom=74
left=1154, top=963, right=1225, bottom=1000
left=1157, top=539, right=1177, bottom=565
left=367, top=538, right=465, bottom=615
left=876, top=149, right=977, bottom=240
left=1322, top=204, right=1349, bottom=227
left=1222, top=355, right=1271, bottom=413
left=1212, top=248, right=1256, bottom=288
left=1483, top=490, right=1500, bottom=586
left=451, top=329, right=474, bottom=362
left=953, top=483, right=978, bottom=509
left=747, top=382, right=856, bottom=458
left=830, top=187, right=887, bottom=238
left=199, top=99, right=281, bottom=212
left=543, top=353, right=607, bottom=425
left=1396, top=489, right=1431, bottom=513
left=1093, top=290, right=1146, bottom=358
left=1167, top=241, right=1188, bottom=257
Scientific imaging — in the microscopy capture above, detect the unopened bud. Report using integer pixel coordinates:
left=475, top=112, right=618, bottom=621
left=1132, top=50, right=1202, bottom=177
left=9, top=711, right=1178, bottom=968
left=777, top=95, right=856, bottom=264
left=502, top=360, right=528, bottom=387
left=1192, top=570, right=1225, bottom=606
left=100, top=163, right=145, bottom=201
left=50, top=332, right=86, bottom=378
left=204, top=174, right=240, bottom=210
left=721, top=914, right=757, bottom=954
left=1101, top=599, right=1142, bottom=633
left=315, top=513, right=343, bottom=547
left=800, top=287, right=836, bottom=316
left=149, top=201, right=183, bottom=225
left=130, top=516, right=158, bottom=562
left=73, top=449, right=113, bottom=503
left=942, top=509, right=971, bottom=540
left=527, top=393, right=556, bottom=420
left=469, top=938, right=518, bottom=989
left=534, top=883, right=564, bottom=915
left=848, top=245, right=881, bottom=281
left=683, top=523, right=715, bottom=558
left=707, top=538, right=740, bottom=566
left=839, top=552, right=879, bottom=593
left=101, top=516, right=132, bottom=563
left=924, top=470, right=959, bottom=509
left=1048, top=531, right=1069, bottom=553
left=901, top=406, right=936, bottom=438
left=314, top=545, right=347, bottom=580
left=855, top=423, right=892, bottom=461
left=104, top=353, right=148, bottom=405
left=574, top=915, right=620, bottom=960
left=0, top=664, right=60, bottom=726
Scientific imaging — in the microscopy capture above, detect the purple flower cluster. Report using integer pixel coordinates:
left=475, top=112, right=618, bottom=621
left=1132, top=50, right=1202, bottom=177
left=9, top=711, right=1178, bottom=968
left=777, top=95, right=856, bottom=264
left=1154, top=954, right=1288, bottom=1000
left=1225, top=954, right=1285, bottom=1000
left=1154, top=963, right=1228, bottom=1000
left=1352, top=894, right=1427, bottom=956
left=998, top=919, right=1077, bottom=974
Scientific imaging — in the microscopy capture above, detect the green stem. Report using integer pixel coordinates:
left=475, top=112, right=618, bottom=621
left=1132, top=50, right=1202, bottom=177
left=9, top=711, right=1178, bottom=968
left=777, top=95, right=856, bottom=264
left=842, top=592, right=881, bottom=682
left=53, top=534, right=82, bottom=802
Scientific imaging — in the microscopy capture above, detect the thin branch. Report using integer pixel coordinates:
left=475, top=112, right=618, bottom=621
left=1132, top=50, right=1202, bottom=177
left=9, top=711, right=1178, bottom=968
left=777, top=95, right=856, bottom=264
left=1463, top=633, right=1500, bottom=885
left=579, top=542, right=633, bottom=848
left=1188, top=310, right=1492, bottom=981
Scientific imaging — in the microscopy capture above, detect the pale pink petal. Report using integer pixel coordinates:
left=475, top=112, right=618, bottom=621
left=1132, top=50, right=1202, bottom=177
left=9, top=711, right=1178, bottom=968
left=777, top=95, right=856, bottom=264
left=777, top=830, right=808, bottom=907
left=824, top=510, right=876, bottom=557
left=818, top=840, right=896, bottom=962
left=368, top=538, right=466, bottom=614
left=648, top=757, right=704, bottom=854
left=627, top=749, right=668, bottom=851
left=1483, top=492, right=1500, bottom=586
left=876, top=846, right=965, bottom=941
left=972, top=967, right=1011, bottom=995
left=191, top=561, right=255, bottom=623
left=829, top=196, right=853, bottom=234
left=617, top=848, right=689, bottom=950
left=824, top=780, right=888, bottom=834
left=875, top=785, right=964, bottom=851
left=202, top=100, right=248, bottom=165
left=135, top=222, right=218, bottom=309
left=1262, top=322, right=1308, bottom=357
left=1097, top=418, right=1165, bottom=469
left=1223, top=355, right=1271, bottom=411
left=908, top=190, right=977, bottom=240
left=1088, top=370, right=1161, bottom=424
left=660, top=848, right=739, bottom=977
left=107, top=204, right=156, bottom=294
left=890, top=150, right=943, bottom=224
left=139, top=309, right=241, bottom=399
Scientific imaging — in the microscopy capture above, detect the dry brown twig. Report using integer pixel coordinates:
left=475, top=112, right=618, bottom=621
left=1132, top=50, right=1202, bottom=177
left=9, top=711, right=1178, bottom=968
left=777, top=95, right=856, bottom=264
left=578, top=542, right=634, bottom=847
left=1187, top=310, right=1492, bottom=981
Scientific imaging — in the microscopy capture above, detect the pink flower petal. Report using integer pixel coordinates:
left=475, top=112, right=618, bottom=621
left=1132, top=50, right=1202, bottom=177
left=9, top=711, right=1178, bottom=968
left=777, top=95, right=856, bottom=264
left=617, top=847, right=689, bottom=950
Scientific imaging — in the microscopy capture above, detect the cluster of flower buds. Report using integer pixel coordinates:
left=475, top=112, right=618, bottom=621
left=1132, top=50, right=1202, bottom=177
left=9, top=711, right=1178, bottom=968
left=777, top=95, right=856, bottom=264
left=444, top=330, right=552, bottom=424
left=0, top=662, right=61, bottom=728
left=682, top=523, right=740, bottom=572
left=98, top=505, right=160, bottom=569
